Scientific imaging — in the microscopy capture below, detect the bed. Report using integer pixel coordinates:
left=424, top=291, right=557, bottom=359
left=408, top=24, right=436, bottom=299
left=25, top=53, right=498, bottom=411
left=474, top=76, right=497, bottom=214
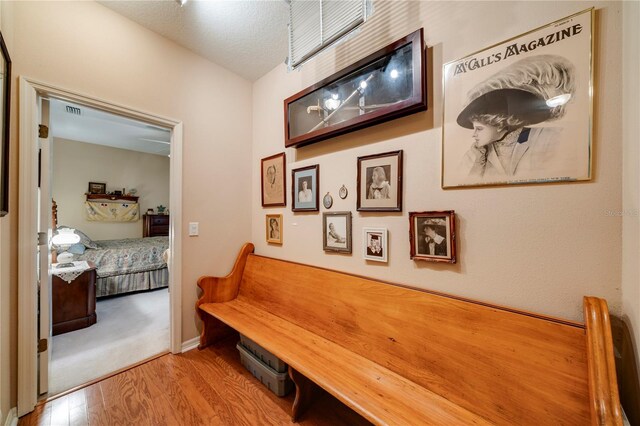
left=52, top=200, right=170, bottom=297
left=75, top=236, right=169, bottom=297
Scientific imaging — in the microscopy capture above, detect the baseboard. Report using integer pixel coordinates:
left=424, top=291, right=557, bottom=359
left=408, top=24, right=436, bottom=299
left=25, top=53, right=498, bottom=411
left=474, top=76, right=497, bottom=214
left=181, top=337, right=199, bottom=353
left=3, top=408, right=17, bottom=426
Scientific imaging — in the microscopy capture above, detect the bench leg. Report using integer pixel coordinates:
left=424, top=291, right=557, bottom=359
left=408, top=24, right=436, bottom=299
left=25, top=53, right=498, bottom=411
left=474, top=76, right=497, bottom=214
left=289, top=367, right=319, bottom=422
left=198, top=314, right=235, bottom=350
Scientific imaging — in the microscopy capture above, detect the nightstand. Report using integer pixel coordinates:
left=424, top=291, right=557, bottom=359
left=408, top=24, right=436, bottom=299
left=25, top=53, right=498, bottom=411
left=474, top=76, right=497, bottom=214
left=143, top=214, right=170, bottom=237
left=52, top=261, right=97, bottom=335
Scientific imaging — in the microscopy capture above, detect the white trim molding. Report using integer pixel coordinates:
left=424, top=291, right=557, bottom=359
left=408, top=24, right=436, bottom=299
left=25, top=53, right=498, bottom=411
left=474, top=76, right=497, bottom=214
left=17, top=77, right=40, bottom=417
left=181, top=337, right=200, bottom=353
left=17, top=76, right=184, bottom=416
left=3, top=408, right=18, bottom=426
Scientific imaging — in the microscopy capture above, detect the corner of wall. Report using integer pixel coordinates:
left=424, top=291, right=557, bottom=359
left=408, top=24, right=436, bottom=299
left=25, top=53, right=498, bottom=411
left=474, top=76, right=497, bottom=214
left=621, top=0, right=640, bottom=389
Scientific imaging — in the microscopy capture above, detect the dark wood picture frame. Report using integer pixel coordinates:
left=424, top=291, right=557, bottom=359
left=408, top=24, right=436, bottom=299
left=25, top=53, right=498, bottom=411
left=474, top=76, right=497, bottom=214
left=357, top=150, right=403, bottom=212
left=292, top=164, right=319, bottom=212
left=409, top=211, right=456, bottom=264
left=0, top=31, right=11, bottom=217
left=284, top=28, right=426, bottom=148
left=88, top=182, right=106, bottom=194
left=323, top=211, right=352, bottom=253
left=261, top=152, right=286, bottom=207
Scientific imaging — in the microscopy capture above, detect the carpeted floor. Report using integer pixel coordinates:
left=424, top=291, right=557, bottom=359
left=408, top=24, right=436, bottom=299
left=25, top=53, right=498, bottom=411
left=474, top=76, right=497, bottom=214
left=49, top=288, right=170, bottom=396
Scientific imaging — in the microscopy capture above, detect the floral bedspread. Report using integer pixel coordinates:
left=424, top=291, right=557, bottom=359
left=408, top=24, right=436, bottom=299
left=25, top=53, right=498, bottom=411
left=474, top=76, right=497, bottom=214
left=76, top=236, right=169, bottom=278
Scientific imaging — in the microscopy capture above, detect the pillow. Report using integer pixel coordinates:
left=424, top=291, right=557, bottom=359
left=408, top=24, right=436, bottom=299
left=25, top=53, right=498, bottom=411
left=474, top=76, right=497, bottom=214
left=55, top=226, right=98, bottom=250
left=67, top=243, right=86, bottom=255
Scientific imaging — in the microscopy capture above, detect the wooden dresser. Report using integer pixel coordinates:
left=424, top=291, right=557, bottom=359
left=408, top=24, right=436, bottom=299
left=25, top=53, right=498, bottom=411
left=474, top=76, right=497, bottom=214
left=143, top=214, right=170, bottom=237
left=52, top=261, right=97, bottom=335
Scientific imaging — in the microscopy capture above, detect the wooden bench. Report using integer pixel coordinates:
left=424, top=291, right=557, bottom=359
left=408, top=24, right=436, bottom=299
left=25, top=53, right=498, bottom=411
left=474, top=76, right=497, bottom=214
left=196, top=243, right=622, bottom=425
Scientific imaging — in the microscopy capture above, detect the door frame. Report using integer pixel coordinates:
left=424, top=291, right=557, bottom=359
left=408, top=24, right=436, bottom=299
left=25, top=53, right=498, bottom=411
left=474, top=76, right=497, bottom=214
left=17, top=76, right=183, bottom=416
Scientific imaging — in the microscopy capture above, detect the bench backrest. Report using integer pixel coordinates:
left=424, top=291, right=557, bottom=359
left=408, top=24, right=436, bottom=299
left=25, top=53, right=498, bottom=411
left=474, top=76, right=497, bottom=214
left=237, top=254, right=590, bottom=425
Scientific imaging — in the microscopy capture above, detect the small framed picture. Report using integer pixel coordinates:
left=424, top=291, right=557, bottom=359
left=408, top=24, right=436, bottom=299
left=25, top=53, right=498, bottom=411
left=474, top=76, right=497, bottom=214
left=323, top=193, right=333, bottom=209
left=357, top=150, right=403, bottom=211
left=261, top=152, right=286, bottom=207
left=292, top=165, right=319, bottom=212
left=88, top=182, right=106, bottom=194
left=265, top=214, right=283, bottom=244
left=323, top=211, right=351, bottom=253
left=339, top=185, right=348, bottom=199
left=363, top=227, right=388, bottom=263
left=409, top=211, right=456, bottom=263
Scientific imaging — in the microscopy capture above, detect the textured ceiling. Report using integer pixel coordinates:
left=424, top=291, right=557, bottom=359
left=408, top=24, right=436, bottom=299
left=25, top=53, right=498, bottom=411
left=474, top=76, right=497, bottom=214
left=51, top=99, right=172, bottom=156
left=99, top=0, right=290, bottom=81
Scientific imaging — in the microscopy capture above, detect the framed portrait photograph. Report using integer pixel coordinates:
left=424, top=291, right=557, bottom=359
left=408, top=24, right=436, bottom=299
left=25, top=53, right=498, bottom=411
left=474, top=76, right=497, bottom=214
left=265, top=214, right=283, bottom=244
left=88, top=182, right=106, bottom=194
left=409, top=211, right=456, bottom=263
left=0, top=31, right=11, bottom=217
left=442, top=8, right=593, bottom=188
left=323, top=192, right=333, bottom=209
left=261, top=152, right=286, bottom=207
left=363, top=227, right=388, bottom=263
left=323, top=211, right=351, bottom=253
left=292, top=165, right=319, bottom=212
left=357, top=150, right=403, bottom=211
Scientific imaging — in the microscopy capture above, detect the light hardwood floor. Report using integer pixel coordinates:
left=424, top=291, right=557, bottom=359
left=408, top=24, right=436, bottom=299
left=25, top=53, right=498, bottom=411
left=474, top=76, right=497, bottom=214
left=19, top=337, right=370, bottom=426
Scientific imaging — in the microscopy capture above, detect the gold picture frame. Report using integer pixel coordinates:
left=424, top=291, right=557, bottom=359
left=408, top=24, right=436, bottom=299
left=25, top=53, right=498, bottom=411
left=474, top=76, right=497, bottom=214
left=265, top=214, right=283, bottom=244
left=441, top=8, right=594, bottom=188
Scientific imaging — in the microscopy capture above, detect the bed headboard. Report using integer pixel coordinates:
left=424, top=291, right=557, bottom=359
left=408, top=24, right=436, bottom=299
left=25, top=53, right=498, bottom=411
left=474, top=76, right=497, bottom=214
left=52, top=199, right=58, bottom=229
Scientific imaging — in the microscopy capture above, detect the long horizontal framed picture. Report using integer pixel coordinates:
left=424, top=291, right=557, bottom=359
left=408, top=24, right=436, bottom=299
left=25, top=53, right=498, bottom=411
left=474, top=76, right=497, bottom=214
left=441, top=8, right=593, bottom=188
left=409, top=211, right=456, bottom=263
left=284, top=28, right=426, bottom=148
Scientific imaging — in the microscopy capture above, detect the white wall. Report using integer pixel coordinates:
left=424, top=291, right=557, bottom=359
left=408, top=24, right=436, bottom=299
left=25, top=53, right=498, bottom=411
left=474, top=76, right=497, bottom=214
left=52, top=138, right=170, bottom=240
left=252, top=1, right=623, bottom=322
left=1, top=0, right=253, bottom=410
left=622, top=0, right=640, bottom=390
left=0, top=0, right=13, bottom=421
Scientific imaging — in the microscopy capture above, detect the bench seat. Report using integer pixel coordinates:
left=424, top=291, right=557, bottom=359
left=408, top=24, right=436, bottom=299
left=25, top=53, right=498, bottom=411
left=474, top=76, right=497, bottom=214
left=200, top=299, right=492, bottom=425
left=196, top=243, right=622, bottom=425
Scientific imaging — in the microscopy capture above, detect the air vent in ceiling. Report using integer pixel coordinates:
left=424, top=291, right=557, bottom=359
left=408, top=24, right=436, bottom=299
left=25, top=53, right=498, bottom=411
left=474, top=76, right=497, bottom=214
left=65, top=106, right=82, bottom=116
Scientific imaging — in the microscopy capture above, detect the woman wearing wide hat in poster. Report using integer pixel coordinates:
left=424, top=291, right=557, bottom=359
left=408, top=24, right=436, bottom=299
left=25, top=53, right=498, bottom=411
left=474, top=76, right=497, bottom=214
left=457, top=55, right=576, bottom=179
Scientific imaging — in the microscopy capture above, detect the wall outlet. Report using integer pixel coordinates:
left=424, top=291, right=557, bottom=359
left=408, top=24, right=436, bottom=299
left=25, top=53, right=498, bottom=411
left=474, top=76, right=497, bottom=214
left=189, top=222, right=199, bottom=236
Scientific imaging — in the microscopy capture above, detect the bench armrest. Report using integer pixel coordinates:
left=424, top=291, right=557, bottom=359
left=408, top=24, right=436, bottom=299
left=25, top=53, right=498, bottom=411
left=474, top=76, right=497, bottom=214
left=196, top=242, right=254, bottom=307
left=584, top=296, right=623, bottom=426
left=195, top=243, right=254, bottom=349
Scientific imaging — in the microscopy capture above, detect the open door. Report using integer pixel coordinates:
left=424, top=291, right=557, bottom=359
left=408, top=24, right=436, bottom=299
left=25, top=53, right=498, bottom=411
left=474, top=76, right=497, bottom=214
left=37, top=97, right=52, bottom=395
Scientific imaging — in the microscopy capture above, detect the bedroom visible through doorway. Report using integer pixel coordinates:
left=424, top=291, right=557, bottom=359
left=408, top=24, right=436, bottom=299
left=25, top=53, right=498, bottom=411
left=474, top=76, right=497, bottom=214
left=46, top=98, right=172, bottom=397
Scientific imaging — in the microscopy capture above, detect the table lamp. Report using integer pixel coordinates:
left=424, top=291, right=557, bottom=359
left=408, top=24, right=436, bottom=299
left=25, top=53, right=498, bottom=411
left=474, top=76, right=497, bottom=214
left=52, top=228, right=81, bottom=268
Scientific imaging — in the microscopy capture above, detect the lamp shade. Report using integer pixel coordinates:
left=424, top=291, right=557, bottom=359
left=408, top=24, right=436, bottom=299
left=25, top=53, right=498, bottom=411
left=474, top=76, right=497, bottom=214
left=52, top=228, right=81, bottom=246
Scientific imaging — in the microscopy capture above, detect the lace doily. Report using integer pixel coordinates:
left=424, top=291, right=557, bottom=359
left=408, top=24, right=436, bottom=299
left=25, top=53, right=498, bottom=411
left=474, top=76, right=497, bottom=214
left=52, top=261, right=91, bottom=283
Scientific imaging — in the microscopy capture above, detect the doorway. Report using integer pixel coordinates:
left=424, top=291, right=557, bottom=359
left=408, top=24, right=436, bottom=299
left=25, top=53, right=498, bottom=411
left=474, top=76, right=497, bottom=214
left=17, top=77, right=183, bottom=416
left=47, top=98, right=172, bottom=396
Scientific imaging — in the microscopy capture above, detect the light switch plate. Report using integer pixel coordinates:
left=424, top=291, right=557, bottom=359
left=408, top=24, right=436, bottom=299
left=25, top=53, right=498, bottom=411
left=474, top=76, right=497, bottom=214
left=189, top=222, right=199, bottom=236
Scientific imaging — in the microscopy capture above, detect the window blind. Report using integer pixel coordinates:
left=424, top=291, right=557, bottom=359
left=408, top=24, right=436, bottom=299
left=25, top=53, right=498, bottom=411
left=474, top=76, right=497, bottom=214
left=289, top=0, right=367, bottom=70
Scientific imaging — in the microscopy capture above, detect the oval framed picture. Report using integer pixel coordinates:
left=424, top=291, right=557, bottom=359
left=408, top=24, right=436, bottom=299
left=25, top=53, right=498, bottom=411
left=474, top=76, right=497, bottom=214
left=323, top=192, right=333, bottom=209
left=339, top=185, right=348, bottom=199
